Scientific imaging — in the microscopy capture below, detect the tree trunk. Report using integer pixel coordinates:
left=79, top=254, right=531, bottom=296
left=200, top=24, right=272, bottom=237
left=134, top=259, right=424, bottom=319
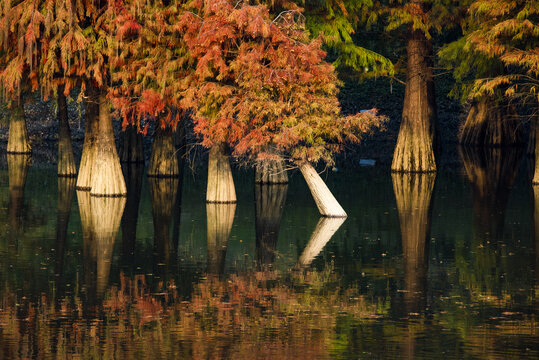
left=298, top=217, right=346, bottom=266
left=76, top=85, right=100, bottom=190
left=119, top=124, right=144, bottom=163
left=7, top=101, right=31, bottom=154
left=533, top=115, right=539, bottom=184
left=255, top=184, right=288, bottom=267
left=392, top=172, right=435, bottom=315
left=8, top=154, right=30, bottom=234
left=459, top=96, right=522, bottom=146
left=391, top=26, right=438, bottom=173
left=120, top=163, right=144, bottom=266
left=150, top=177, right=179, bottom=272
left=56, top=88, right=77, bottom=177
left=148, top=126, right=180, bottom=177
left=206, top=143, right=236, bottom=203
left=89, top=93, right=127, bottom=196
left=298, top=162, right=347, bottom=217
left=55, top=177, right=76, bottom=296
left=206, top=203, right=236, bottom=274
left=255, top=147, right=288, bottom=184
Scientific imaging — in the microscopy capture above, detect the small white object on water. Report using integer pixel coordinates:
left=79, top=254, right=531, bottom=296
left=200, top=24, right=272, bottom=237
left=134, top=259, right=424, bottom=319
left=360, top=159, right=376, bottom=166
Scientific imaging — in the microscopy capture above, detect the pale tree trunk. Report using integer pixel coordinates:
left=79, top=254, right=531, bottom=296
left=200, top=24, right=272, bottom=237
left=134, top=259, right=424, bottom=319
left=206, top=203, right=236, bottom=274
left=391, top=23, right=438, bottom=172
left=89, top=93, right=126, bottom=196
left=298, top=217, right=346, bottom=266
left=255, top=147, right=288, bottom=184
left=7, top=101, right=31, bottom=154
left=207, top=143, right=236, bottom=203
left=76, top=85, right=100, bottom=190
left=119, top=124, right=144, bottom=163
left=298, top=162, right=346, bottom=217
left=148, top=126, right=180, bottom=177
left=55, top=177, right=76, bottom=296
left=120, top=163, right=144, bottom=265
left=392, top=172, right=435, bottom=316
left=460, top=96, right=521, bottom=146
left=57, top=87, right=77, bottom=177
left=255, top=184, right=288, bottom=267
left=150, top=177, right=179, bottom=273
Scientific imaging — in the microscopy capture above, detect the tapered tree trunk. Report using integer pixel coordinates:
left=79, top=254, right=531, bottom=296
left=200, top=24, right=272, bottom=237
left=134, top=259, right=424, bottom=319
left=459, top=97, right=521, bottom=146
left=55, top=177, right=76, bottom=296
left=255, top=147, right=288, bottom=184
left=77, top=85, right=100, bottom=190
left=8, top=154, right=31, bottom=235
left=298, top=162, right=346, bottom=217
left=206, top=203, right=236, bottom=274
left=255, top=184, right=288, bottom=267
left=57, top=87, right=76, bottom=177
left=207, top=143, right=236, bottom=203
left=148, top=126, right=180, bottom=177
left=120, top=163, right=144, bottom=264
left=119, top=124, right=144, bottom=163
left=298, top=217, right=346, bottom=266
left=7, top=101, right=31, bottom=154
left=89, top=93, right=126, bottom=196
left=150, top=177, right=179, bottom=271
left=392, top=172, right=435, bottom=315
left=391, top=25, right=438, bottom=173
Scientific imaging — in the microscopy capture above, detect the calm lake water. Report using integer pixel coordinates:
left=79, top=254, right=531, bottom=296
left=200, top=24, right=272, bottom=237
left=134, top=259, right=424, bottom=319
left=0, top=148, right=537, bottom=359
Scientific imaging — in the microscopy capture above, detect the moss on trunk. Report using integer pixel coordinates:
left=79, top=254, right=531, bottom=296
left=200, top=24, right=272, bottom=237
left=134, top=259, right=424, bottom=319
left=89, top=94, right=126, bottom=197
left=392, top=172, right=435, bottom=315
left=7, top=101, right=31, bottom=154
left=119, top=124, right=144, bottom=163
left=391, top=26, right=438, bottom=173
left=460, top=96, right=522, bottom=146
left=207, top=143, right=236, bottom=203
left=148, top=126, right=180, bottom=177
left=57, top=87, right=77, bottom=177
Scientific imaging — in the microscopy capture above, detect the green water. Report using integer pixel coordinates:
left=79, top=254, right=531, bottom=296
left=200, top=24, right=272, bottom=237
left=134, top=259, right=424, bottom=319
left=0, top=149, right=537, bottom=359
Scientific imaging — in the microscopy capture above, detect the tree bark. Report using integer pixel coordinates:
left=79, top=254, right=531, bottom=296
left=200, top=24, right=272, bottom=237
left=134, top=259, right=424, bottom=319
left=206, top=203, right=236, bottom=274
left=89, top=93, right=127, bottom=196
left=255, top=147, right=288, bottom=184
left=76, top=84, right=100, bottom=190
left=255, top=184, right=288, bottom=267
left=148, top=126, right=180, bottom=177
left=391, top=26, right=438, bottom=173
left=298, top=217, right=346, bottom=266
left=206, top=143, right=236, bottom=203
left=7, top=101, right=31, bottom=154
left=298, top=162, right=347, bottom=217
left=459, top=96, right=522, bottom=146
left=119, top=124, right=144, bottom=163
left=57, top=87, right=77, bottom=177
left=392, top=172, right=435, bottom=315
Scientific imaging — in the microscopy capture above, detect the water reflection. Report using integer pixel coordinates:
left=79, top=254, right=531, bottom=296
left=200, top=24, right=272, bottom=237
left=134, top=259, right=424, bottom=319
left=7, top=154, right=30, bottom=238
left=255, top=184, right=287, bottom=268
left=120, top=163, right=144, bottom=265
left=298, top=217, right=346, bottom=266
left=55, top=177, right=76, bottom=295
left=206, top=203, right=236, bottom=274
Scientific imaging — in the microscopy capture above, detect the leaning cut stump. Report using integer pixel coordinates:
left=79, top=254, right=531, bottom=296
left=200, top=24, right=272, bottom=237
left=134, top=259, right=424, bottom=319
left=89, top=94, right=126, bottom=197
left=206, top=143, right=236, bottom=203
left=298, top=162, right=346, bottom=217
left=7, top=102, right=31, bottom=154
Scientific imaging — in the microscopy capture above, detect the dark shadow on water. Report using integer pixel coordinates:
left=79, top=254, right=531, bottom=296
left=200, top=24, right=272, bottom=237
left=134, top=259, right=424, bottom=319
left=120, top=163, right=144, bottom=271
left=55, top=176, right=76, bottom=297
